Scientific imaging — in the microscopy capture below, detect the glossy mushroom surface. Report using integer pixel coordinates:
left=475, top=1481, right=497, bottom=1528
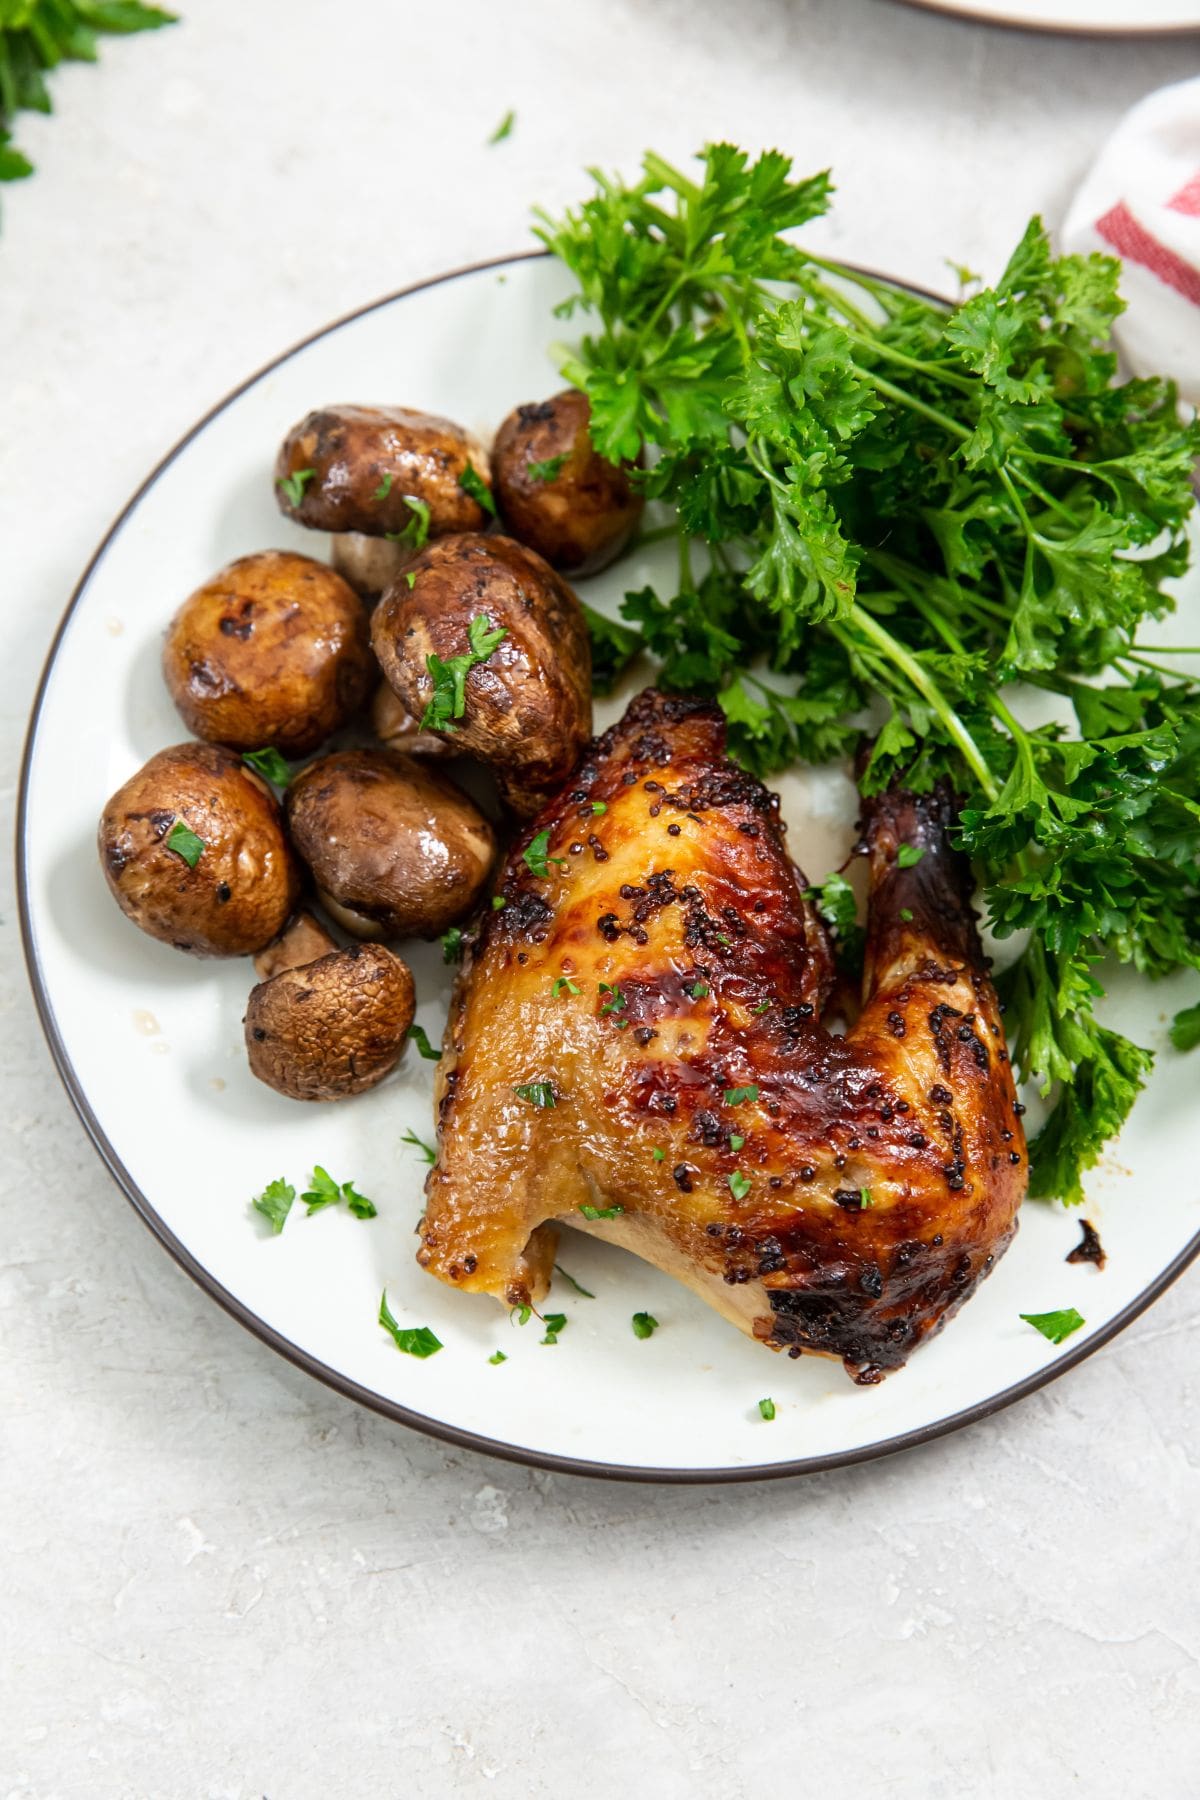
left=274, top=405, right=492, bottom=539
left=286, top=748, right=496, bottom=939
left=371, top=533, right=592, bottom=817
left=492, top=389, right=643, bottom=575
left=98, top=743, right=300, bottom=956
left=162, top=550, right=373, bottom=758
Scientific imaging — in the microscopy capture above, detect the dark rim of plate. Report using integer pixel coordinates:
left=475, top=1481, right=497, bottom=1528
left=17, top=248, right=1200, bottom=1484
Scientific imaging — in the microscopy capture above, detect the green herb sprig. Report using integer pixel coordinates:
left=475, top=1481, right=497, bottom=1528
left=537, top=141, right=1200, bottom=1207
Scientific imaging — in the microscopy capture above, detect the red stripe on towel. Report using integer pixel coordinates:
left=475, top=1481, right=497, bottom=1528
left=1095, top=201, right=1200, bottom=307
left=1166, top=172, right=1200, bottom=219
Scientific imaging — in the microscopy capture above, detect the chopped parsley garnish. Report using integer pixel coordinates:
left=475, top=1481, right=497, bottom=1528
left=728, top=1171, right=751, bottom=1201
left=729, top=1133, right=745, bottom=1152
left=526, top=453, right=568, bottom=484
left=378, top=1291, right=442, bottom=1357
left=488, top=109, right=516, bottom=144
left=579, top=1202, right=623, bottom=1220
left=441, top=926, right=464, bottom=963
left=277, top=467, right=315, bottom=506
left=758, top=1397, right=777, bottom=1422
left=808, top=871, right=864, bottom=973
left=164, top=818, right=204, bottom=867
left=651, top=1148, right=666, bottom=1162
left=242, top=747, right=291, bottom=787
left=400, top=1128, right=437, bottom=1166
left=899, top=908, right=914, bottom=923
left=405, top=570, right=417, bottom=589
left=251, top=1177, right=294, bottom=1235
left=492, top=895, right=507, bottom=909
left=524, top=827, right=566, bottom=879
left=859, top=1188, right=873, bottom=1209
left=689, top=981, right=709, bottom=1000
left=1020, top=1307, right=1086, bottom=1345
left=752, top=1000, right=771, bottom=1015
left=385, top=494, right=431, bottom=550
left=599, top=983, right=627, bottom=1015
left=1171, top=1003, right=1200, bottom=1053
left=724, top=1085, right=758, bottom=1106
left=552, top=975, right=581, bottom=997
left=716, top=933, right=732, bottom=947
left=631, top=1311, right=659, bottom=1339
left=555, top=1264, right=595, bottom=1298
left=511, top=1303, right=533, bottom=1326
left=514, top=1081, right=556, bottom=1108
left=591, top=800, right=607, bottom=815
left=407, top=1024, right=440, bottom=1061
left=458, top=461, right=496, bottom=515
left=488, top=1350, right=508, bottom=1364
left=373, top=473, right=393, bottom=501
left=420, top=611, right=507, bottom=733
left=896, top=844, right=925, bottom=869
left=540, top=1311, right=568, bottom=1345
left=302, top=1166, right=377, bottom=1219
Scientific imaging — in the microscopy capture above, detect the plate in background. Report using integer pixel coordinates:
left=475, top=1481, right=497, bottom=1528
left=892, top=0, right=1199, bottom=32
left=18, top=251, right=1200, bottom=1481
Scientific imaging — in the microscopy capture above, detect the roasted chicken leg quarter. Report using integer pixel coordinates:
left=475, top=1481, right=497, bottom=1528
left=419, top=690, right=1027, bottom=1383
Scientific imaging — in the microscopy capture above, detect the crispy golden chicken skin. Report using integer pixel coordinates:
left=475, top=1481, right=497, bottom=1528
left=418, top=690, right=1027, bottom=1383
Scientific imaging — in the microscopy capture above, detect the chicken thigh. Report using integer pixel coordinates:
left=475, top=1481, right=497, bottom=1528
left=418, top=690, right=1026, bottom=1382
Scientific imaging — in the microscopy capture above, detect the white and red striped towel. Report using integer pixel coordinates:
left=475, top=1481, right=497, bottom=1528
left=1062, top=76, right=1200, bottom=409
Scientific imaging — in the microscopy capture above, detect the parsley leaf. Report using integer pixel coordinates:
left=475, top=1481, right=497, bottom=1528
left=400, top=1128, right=437, bottom=1165
left=552, top=975, right=581, bottom=997
left=555, top=1263, right=595, bottom=1297
left=242, top=747, right=292, bottom=787
left=1020, top=1308, right=1086, bottom=1346
left=251, top=1177, right=294, bottom=1235
left=164, top=818, right=204, bottom=868
left=385, top=494, right=431, bottom=550
left=896, top=843, right=925, bottom=869
left=524, top=827, right=566, bottom=879
left=631, top=1311, right=659, bottom=1339
left=378, top=1291, right=442, bottom=1357
left=407, top=1024, right=440, bottom=1061
left=1170, top=1002, right=1200, bottom=1054
left=458, top=461, right=496, bottom=515
left=758, top=1397, right=777, bottom=1421
left=527, top=453, right=568, bottom=483
left=488, top=109, right=515, bottom=145
left=277, top=468, right=315, bottom=506
left=723, top=1085, right=759, bottom=1105
left=578, top=1202, right=623, bottom=1219
left=540, top=1311, right=568, bottom=1344
left=514, top=1081, right=556, bottom=1108
left=441, top=926, right=464, bottom=964
left=302, top=1166, right=377, bottom=1219
left=728, top=1171, right=751, bottom=1200
left=420, top=611, right=506, bottom=733
left=374, top=473, right=393, bottom=501
left=489, top=1350, right=508, bottom=1364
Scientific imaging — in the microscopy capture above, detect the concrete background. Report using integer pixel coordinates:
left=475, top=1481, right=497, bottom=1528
left=3, top=2, right=1198, bottom=1794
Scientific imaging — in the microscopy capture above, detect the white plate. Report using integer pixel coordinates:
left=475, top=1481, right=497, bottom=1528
left=893, top=0, right=1199, bottom=30
left=18, top=252, right=1200, bottom=1481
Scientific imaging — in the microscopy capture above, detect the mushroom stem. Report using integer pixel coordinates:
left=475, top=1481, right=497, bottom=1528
left=253, top=911, right=337, bottom=981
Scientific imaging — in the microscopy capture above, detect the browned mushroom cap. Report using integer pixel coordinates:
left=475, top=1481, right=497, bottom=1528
left=275, top=405, right=492, bottom=539
left=286, top=748, right=495, bottom=939
left=370, top=681, right=451, bottom=757
left=98, top=743, right=301, bottom=956
left=492, top=390, right=643, bottom=576
left=371, top=533, right=592, bottom=817
left=162, top=551, right=373, bottom=758
left=245, top=942, right=416, bottom=1101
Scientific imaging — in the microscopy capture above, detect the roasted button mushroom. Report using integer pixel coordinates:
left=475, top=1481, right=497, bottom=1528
left=245, top=941, right=416, bottom=1101
left=275, top=404, right=492, bottom=542
left=98, top=743, right=301, bottom=956
left=492, top=390, right=643, bottom=575
left=162, top=550, right=373, bottom=757
left=371, top=533, right=592, bottom=817
left=286, top=748, right=495, bottom=939
left=371, top=681, right=450, bottom=757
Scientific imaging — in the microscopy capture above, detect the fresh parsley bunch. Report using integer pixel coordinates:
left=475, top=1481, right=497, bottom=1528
left=0, top=1, right=176, bottom=207
left=536, top=143, right=1200, bottom=1206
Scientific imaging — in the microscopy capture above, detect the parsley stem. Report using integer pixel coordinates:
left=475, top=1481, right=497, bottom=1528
left=845, top=605, right=998, bottom=800
left=843, top=330, right=976, bottom=394
left=856, top=368, right=970, bottom=441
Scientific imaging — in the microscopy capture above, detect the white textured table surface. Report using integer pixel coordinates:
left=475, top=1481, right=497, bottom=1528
left=4, top=3, right=1200, bottom=1795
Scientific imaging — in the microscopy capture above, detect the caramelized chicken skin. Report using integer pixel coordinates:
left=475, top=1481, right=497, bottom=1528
left=419, top=691, right=1026, bottom=1382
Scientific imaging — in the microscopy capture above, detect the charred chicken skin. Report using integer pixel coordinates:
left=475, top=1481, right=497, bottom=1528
left=419, top=690, right=1026, bottom=1382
